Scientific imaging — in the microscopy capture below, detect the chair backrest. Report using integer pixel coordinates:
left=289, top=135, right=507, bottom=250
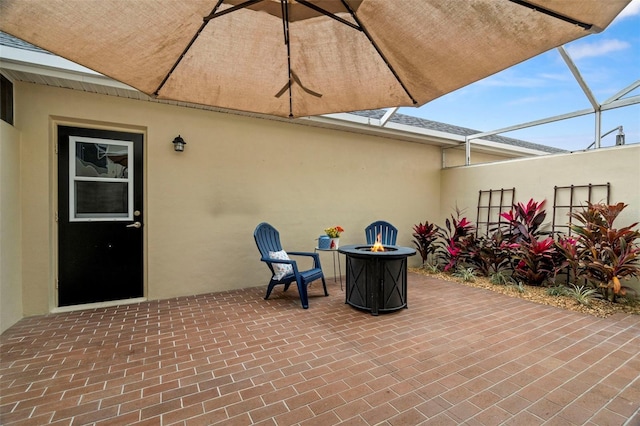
left=365, top=220, right=398, bottom=245
left=254, top=222, right=283, bottom=258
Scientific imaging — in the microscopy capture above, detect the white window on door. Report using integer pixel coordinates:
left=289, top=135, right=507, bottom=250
left=69, top=136, right=134, bottom=222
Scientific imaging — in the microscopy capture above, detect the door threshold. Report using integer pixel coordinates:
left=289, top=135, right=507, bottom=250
left=52, top=297, right=147, bottom=313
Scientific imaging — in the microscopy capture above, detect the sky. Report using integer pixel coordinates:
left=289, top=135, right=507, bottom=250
left=400, top=0, right=640, bottom=152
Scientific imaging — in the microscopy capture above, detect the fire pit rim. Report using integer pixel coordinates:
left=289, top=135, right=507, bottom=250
left=338, top=244, right=416, bottom=257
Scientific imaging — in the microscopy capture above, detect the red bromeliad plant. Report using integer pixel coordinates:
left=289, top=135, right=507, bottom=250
left=513, top=236, right=556, bottom=286
left=436, top=209, right=475, bottom=272
left=412, top=221, right=438, bottom=265
left=490, top=199, right=557, bottom=285
left=466, top=229, right=519, bottom=276
left=424, top=200, right=639, bottom=299
left=569, top=202, right=640, bottom=301
left=554, top=236, right=582, bottom=283
left=500, top=198, right=547, bottom=243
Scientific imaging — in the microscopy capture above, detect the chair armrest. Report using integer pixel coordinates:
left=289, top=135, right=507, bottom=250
left=287, top=252, right=321, bottom=268
left=260, top=257, right=300, bottom=276
left=287, top=251, right=317, bottom=257
left=261, top=252, right=321, bottom=271
left=261, top=257, right=296, bottom=265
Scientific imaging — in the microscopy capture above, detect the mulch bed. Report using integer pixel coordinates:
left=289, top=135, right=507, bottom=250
left=410, top=267, right=640, bottom=318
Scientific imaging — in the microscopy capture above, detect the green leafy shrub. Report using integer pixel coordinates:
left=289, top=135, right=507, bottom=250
left=569, top=202, right=640, bottom=302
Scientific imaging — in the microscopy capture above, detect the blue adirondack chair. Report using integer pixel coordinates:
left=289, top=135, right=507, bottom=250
left=365, top=220, right=398, bottom=245
left=253, top=222, right=328, bottom=309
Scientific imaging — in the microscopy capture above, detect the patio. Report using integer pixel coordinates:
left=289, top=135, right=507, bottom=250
left=1, top=274, right=639, bottom=426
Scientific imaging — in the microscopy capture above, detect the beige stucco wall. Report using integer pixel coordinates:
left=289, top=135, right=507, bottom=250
left=13, top=82, right=446, bottom=317
left=1, top=119, right=22, bottom=334
left=440, top=145, right=640, bottom=290
left=440, top=145, right=640, bottom=225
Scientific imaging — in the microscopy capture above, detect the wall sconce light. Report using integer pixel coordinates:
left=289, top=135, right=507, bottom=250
left=172, top=135, right=187, bottom=152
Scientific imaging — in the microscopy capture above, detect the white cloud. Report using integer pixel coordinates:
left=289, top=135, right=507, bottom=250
left=538, top=73, right=571, bottom=82
left=565, top=39, right=630, bottom=60
left=615, top=0, right=640, bottom=20
left=477, top=70, right=549, bottom=88
left=506, top=95, right=549, bottom=106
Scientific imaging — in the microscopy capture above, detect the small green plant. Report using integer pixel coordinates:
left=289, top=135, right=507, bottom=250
left=567, top=284, right=598, bottom=306
left=508, top=282, right=526, bottom=293
left=453, top=267, right=476, bottom=282
left=546, top=286, right=569, bottom=297
left=489, top=270, right=514, bottom=286
left=423, top=261, right=441, bottom=274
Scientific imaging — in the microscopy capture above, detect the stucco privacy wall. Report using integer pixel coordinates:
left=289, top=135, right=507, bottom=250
left=14, top=82, right=450, bottom=317
left=1, top=120, right=22, bottom=333
left=440, top=144, right=640, bottom=290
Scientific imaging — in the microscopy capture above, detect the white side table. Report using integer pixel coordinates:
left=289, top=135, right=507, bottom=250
left=314, top=247, right=343, bottom=289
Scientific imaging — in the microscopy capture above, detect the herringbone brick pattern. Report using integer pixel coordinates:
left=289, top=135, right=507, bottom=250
left=1, top=273, right=639, bottom=425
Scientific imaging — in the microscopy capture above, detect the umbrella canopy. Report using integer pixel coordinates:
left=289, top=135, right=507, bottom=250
left=0, top=0, right=631, bottom=118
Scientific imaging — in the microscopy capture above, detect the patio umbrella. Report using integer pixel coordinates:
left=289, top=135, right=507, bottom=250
left=0, top=0, right=631, bottom=118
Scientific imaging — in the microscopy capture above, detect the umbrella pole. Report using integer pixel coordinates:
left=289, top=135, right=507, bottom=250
left=280, top=0, right=294, bottom=118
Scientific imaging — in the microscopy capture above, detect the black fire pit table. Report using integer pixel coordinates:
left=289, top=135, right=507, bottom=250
left=338, top=244, right=416, bottom=315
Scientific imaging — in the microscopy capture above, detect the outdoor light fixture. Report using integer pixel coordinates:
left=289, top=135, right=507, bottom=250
left=616, top=127, right=625, bottom=146
left=172, top=135, right=186, bottom=152
left=586, top=125, right=626, bottom=150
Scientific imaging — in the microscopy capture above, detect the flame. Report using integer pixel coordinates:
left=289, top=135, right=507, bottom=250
left=371, top=233, right=385, bottom=252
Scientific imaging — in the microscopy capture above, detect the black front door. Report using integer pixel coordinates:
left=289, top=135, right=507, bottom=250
left=57, top=126, right=144, bottom=306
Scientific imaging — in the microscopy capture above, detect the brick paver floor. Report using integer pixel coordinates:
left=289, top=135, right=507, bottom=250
left=1, top=273, right=639, bottom=425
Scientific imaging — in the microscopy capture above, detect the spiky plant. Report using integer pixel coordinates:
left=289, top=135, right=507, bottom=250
left=453, top=267, right=476, bottom=282
left=546, top=286, right=569, bottom=297
left=567, top=284, right=598, bottom=306
left=423, top=261, right=441, bottom=274
left=490, top=270, right=514, bottom=286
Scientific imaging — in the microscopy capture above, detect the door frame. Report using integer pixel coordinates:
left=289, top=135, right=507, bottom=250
left=52, top=119, right=148, bottom=311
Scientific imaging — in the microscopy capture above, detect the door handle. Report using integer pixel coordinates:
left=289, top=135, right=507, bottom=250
left=126, top=221, right=142, bottom=228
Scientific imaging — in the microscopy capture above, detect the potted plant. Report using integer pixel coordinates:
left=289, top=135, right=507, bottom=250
left=325, top=226, right=345, bottom=249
